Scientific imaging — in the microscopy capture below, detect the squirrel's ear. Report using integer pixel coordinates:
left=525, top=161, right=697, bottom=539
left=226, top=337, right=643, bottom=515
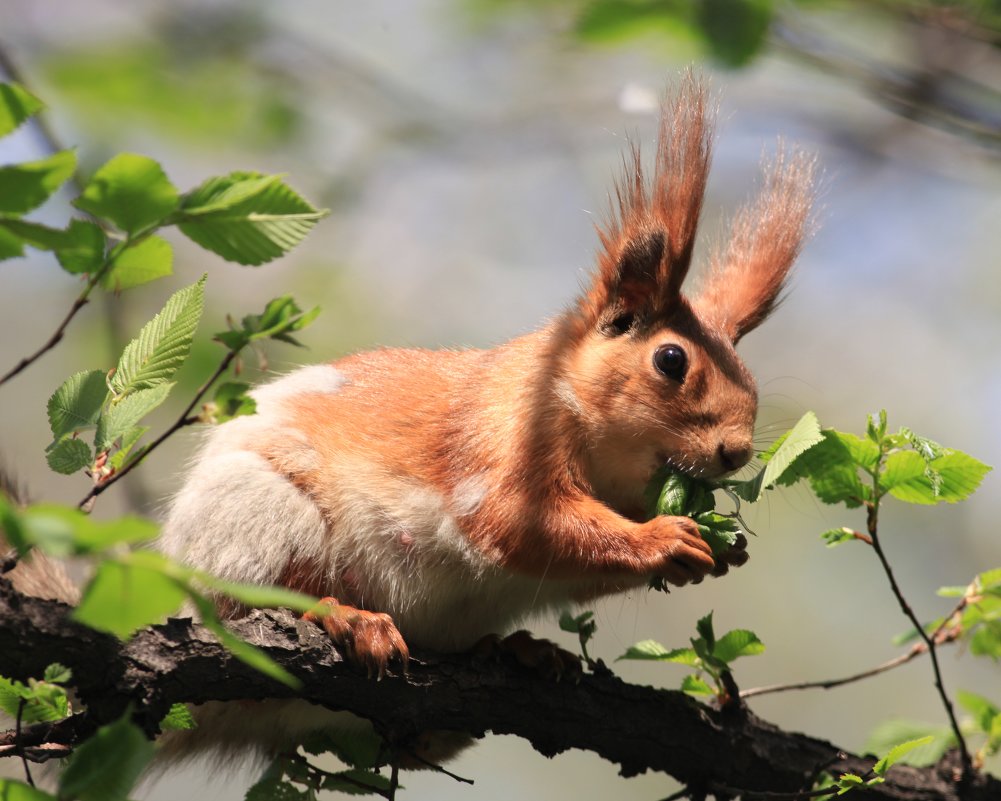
left=695, top=146, right=817, bottom=342
left=579, top=73, right=715, bottom=328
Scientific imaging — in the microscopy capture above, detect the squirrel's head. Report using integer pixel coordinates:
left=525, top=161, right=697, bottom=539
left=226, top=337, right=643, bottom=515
left=559, top=74, right=816, bottom=515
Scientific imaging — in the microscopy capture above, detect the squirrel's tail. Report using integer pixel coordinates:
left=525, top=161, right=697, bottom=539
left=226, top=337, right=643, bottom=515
left=1, top=468, right=79, bottom=605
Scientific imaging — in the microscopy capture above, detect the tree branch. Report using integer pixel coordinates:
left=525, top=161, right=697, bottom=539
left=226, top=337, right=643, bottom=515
left=0, top=579, right=996, bottom=800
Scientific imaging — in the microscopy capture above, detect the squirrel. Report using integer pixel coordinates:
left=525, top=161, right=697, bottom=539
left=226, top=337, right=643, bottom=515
left=5, top=75, right=816, bottom=769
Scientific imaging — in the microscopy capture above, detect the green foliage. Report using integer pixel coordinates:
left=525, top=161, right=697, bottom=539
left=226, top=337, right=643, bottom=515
left=0, top=779, right=58, bottom=800
left=177, top=172, right=327, bottom=266
left=248, top=731, right=392, bottom=799
left=865, top=720, right=954, bottom=768
left=75, top=153, right=179, bottom=235
left=619, top=612, right=763, bottom=700
left=0, top=150, right=77, bottom=216
left=0, top=664, right=72, bottom=725
left=160, top=703, right=197, bottom=732
left=215, top=295, right=321, bottom=352
left=58, top=714, right=154, bottom=801
left=0, top=82, right=44, bottom=137
left=205, top=381, right=257, bottom=423
left=559, top=609, right=597, bottom=661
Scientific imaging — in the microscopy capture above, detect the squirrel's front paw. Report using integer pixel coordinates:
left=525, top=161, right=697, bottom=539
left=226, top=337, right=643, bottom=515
left=303, top=597, right=409, bottom=679
left=710, top=532, right=750, bottom=577
left=637, top=515, right=717, bottom=586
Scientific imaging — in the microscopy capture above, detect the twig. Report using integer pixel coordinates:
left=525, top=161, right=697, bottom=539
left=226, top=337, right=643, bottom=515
left=15, top=698, right=34, bottom=787
left=403, top=749, right=475, bottom=785
left=77, top=350, right=238, bottom=510
left=865, top=498, right=972, bottom=778
left=709, top=783, right=837, bottom=800
left=0, top=293, right=92, bottom=387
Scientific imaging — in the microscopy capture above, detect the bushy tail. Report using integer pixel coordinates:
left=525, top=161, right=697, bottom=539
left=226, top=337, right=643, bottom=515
left=1, top=468, right=79, bottom=605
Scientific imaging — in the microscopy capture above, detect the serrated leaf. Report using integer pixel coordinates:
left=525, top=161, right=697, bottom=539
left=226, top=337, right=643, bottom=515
left=302, top=729, right=383, bottom=769
left=178, top=173, right=327, bottom=266
left=558, top=610, right=595, bottom=634
left=73, top=559, right=187, bottom=639
left=864, top=720, right=953, bottom=768
left=0, top=82, right=44, bottom=138
left=46, top=437, right=93, bottom=475
left=43, top=663, right=72, bottom=684
left=0, top=675, right=66, bottom=724
left=873, top=735, right=935, bottom=776
left=74, top=153, right=179, bottom=235
left=730, top=411, right=823, bottom=501
left=836, top=773, right=864, bottom=795
left=107, top=425, right=149, bottom=472
left=321, top=769, right=392, bottom=795
left=680, top=674, right=715, bottom=696
left=245, top=776, right=307, bottom=801
left=100, top=234, right=173, bottom=291
left=777, top=430, right=867, bottom=507
left=58, top=715, right=154, bottom=801
left=887, top=451, right=991, bottom=505
left=696, top=612, right=715, bottom=650
left=0, top=150, right=76, bottom=215
left=111, top=275, right=206, bottom=396
left=95, top=383, right=174, bottom=452
left=821, top=527, right=857, bottom=548
left=47, top=369, right=109, bottom=440
left=160, top=703, right=196, bottom=731
left=617, top=640, right=700, bottom=665
left=57, top=220, right=106, bottom=274
left=209, top=381, right=257, bottom=423
left=712, top=629, right=764, bottom=663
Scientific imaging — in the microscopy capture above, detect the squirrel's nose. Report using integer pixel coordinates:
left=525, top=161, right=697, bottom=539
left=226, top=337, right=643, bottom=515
left=717, top=442, right=753, bottom=473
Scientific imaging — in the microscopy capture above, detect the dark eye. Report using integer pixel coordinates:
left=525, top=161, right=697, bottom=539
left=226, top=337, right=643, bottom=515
left=607, top=312, right=635, bottom=336
left=653, top=344, right=687, bottom=382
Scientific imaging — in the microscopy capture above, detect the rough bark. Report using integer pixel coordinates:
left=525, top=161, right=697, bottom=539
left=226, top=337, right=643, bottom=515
left=0, top=577, right=996, bottom=800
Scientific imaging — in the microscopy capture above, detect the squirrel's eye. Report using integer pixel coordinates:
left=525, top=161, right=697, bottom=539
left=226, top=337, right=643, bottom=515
left=653, top=344, right=687, bottom=382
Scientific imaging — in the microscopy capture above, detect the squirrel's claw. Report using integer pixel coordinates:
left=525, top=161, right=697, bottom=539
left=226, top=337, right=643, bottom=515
left=303, top=597, right=409, bottom=678
left=475, top=630, right=583, bottom=683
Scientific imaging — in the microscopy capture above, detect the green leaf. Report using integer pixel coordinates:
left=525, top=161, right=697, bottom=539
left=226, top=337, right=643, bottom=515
left=160, top=703, right=197, bottom=731
left=45, top=437, right=93, bottom=475
left=872, top=735, right=935, bottom=776
left=47, top=370, right=109, bottom=440
left=957, top=690, right=1000, bottom=733
left=178, top=173, right=327, bottom=266
left=680, top=674, right=715, bottom=696
left=0, top=778, right=58, bottom=800
left=617, top=640, right=700, bottom=665
left=865, top=720, right=953, bottom=768
left=558, top=610, right=596, bottom=636
left=73, top=559, right=187, bottom=639
left=107, top=425, right=149, bottom=472
left=95, top=382, right=174, bottom=452
left=20, top=505, right=157, bottom=557
left=0, top=675, right=67, bottom=724
left=0, top=150, right=77, bottom=215
left=110, top=275, right=206, bottom=395
left=577, top=1, right=697, bottom=45
left=58, top=714, right=154, bottom=801
left=886, top=451, right=991, bottom=505
left=0, top=218, right=106, bottom=274
left=969, top=621, right=1001, bottom=660
left=652, top=469, right=694, bottom=516
left=0, top=493, right=29, bottom=554
left=821, top=527, right=858, bottom=548
left=302, top=729, right=383, bottom=769
left=43, top=663, right=72, bottom=684
left=730, top=411, right=823, bottom=501
left=74, top=153, right=179, bottom=235
left=778, top=430, right=867, bottom=507
left=712, top=629, right=764, bottom=663
left=99, top=234, right=173, bottom=291
left=696, top=0, right=773, bottom=68
left=194, top=574, right=319, bottom=613
left=835, top=773, right=864, bottom=795
left=209, top=381, right=257, bottom=422
left=245, top=776, right=308, bottom=801
left=0, top=226, right=23, bottom=260
left=696, top=612, right=716, bottom=651
left=56, top=220, right=106, bottom=274
left=216, top=295, right=320, bottom=352
left=0, top=82, right=44, bottom=138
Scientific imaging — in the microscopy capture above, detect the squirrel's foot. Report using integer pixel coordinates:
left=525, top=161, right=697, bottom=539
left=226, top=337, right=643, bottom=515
left=303, top=596, right=409, bottom=679
left=474, top=630, right=582, bottom=682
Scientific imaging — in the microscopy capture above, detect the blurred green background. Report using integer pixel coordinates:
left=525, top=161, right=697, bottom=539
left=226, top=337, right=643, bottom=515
left=1, top=0, right=1000, bottom=798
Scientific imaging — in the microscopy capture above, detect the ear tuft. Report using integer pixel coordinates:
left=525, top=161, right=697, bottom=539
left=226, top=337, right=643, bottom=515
left=696, top=144, right=818, bottom=342
left=581, top=72, right=717, bottom=328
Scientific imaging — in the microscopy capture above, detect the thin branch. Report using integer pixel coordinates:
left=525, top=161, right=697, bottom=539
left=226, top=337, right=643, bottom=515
left=866, top=498, right=972, bottom=779
left=709, top=782, right=837, bottom=800
left=0, top=293, right=92, bottom=387
left=77, top=350, right=238, bottom=510
left=15, top=698, right=34, bottom=787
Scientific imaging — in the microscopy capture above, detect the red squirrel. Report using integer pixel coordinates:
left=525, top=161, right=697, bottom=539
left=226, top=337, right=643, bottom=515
left=156, top=75, right=814, bottom=759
